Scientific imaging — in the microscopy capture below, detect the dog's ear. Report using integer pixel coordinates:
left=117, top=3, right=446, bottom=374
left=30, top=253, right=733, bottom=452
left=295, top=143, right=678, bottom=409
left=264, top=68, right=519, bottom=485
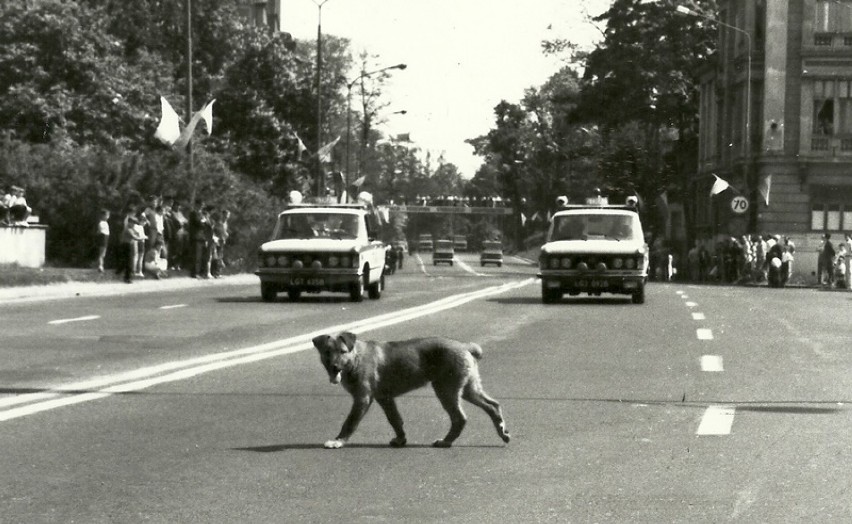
left=338, top=331, right=357, bottom=352
left=312, top=334, right=331, bottom=351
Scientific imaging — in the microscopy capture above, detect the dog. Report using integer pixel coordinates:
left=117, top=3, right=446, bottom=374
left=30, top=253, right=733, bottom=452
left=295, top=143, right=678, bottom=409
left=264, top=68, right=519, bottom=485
left=312, top=331, right=511, bottom=449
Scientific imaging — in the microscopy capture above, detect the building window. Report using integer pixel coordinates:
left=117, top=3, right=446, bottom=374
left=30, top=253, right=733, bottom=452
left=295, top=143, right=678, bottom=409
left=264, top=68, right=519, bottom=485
left=811, top=79, right=852, bottom=150
left=815, top=1, right=852, bottom=33
left=845, top=37, right=852, bottom=46
left=811, top=203, right=852, bottom=231
left=815, top=35, right=833, bottom=46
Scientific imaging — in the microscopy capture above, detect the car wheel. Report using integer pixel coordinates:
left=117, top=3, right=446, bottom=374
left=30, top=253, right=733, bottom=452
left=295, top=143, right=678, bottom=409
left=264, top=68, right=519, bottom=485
left=368, top=271, right=384, bottom=299
left=287, top=288, right=301, bottom=301
left=498, top=262, right=502, bottom=268
left=631, top=282, right=645, bottom=304
left=261, top=283, right=277, bottom=302
left=542, top=285, right=560, bottom=304
left=350, top=273, right=365, bottom=302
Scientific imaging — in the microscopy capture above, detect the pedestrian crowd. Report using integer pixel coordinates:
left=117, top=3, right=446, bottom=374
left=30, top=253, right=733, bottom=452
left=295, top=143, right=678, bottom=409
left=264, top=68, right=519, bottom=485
left=1, top=184, right=33, bottom=226
left=656, top=232, right=851, bottom=290
left=105, top=196, right=230, bottom=284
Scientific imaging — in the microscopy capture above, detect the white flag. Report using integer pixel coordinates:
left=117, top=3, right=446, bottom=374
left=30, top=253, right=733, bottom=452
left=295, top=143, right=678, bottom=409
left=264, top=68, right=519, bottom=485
left=318, top=136, right=341, bottom=163
left=710, top=175, right=731, bottom=196
left=154, top=96, right=180, bottom=145
left=758, top=174, right=772, bottom=205
left=294, top=133, right=308, bottom=160
left=200, top=99, right=215, bottom=134
left=174, top=99, right=215, bottom=149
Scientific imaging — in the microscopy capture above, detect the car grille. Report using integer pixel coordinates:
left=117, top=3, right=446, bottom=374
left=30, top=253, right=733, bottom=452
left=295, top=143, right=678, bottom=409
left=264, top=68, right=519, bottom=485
left=540, top=254, right=643, bottom=271
left=258, top=252, right=356, bottom=269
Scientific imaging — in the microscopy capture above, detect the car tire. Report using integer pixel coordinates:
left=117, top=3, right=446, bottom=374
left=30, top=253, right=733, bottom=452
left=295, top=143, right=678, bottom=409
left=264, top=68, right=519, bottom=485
left=368, top=271, right=384, bottom=300
left=542, top=285, right=560, bottom=304
left=287, top=288, right=301, bottom=301
left=350, top=273, right=365, bottom=302
left=261, top=283, right=277, bottom=302
left=498, top=262, right=502, bottom=267
left=631, top=282, right=645, bottom=304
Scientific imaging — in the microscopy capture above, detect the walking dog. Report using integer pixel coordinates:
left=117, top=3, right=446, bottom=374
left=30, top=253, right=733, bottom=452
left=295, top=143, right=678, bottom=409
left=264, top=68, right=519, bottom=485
left=312, top=332, right=511, bottom=449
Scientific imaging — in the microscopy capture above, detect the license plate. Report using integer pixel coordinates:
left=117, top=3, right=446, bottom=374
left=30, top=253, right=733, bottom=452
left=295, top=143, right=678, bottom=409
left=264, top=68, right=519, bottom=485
left=290, top=277, right=324, bottom=286
left=577, top=279, right=608, bottom=288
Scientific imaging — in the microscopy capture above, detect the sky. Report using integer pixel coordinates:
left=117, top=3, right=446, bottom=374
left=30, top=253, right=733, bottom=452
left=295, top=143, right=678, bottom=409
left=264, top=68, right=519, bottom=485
left=282, top=0, right=614, bottom=179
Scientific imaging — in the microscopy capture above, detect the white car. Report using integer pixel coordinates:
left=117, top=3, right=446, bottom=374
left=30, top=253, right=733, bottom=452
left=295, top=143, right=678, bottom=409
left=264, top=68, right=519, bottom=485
left=255, top=204, right=387, bottom=302
left=538, top=205, right=649, bottom=304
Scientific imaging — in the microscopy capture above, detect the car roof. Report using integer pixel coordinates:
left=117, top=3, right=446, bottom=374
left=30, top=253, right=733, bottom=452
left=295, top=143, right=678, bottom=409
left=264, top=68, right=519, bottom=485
left=553, top=208, right=638, bottom=217
left=278, top=207, right=364, bottom=217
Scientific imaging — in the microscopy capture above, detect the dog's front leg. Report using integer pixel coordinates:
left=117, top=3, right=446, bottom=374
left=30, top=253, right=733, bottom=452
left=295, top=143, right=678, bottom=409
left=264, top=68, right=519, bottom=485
left=376, top=397, right=407, bottom=447
left=325, top=396, right=372, bottom=449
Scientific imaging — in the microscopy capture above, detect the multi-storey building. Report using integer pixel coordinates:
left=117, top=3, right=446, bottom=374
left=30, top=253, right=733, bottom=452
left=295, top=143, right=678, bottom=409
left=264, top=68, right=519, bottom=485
left=237, top=0, right=283, bottom=33
left=692, top=0, right=852, bottom=282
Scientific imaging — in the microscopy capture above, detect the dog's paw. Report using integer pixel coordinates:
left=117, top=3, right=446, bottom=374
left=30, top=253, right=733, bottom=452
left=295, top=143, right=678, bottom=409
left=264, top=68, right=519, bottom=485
left=324, top=439, right=344, bottom=449
left=389, top=436, right=407, bottom=448
left=432, top=439, right=452, bottom=448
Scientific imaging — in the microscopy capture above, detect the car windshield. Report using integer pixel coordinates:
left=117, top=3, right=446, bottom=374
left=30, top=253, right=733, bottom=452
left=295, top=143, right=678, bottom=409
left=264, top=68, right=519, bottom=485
left=273, top=213, right=360, bottom=240
left=550, top=213, right=640, bottom=241
left=483, top=241, right=502, bottom=250
left=436, top=240, right=453, bottom=249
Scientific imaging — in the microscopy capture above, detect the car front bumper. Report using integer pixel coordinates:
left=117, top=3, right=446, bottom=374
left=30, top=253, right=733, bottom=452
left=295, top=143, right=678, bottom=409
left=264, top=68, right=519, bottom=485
left=537, top=270, right=646, bottom=294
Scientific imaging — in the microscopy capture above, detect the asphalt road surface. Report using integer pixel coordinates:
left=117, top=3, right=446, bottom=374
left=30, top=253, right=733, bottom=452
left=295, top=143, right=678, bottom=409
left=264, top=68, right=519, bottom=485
left=1, top=252, right=850, bottom=523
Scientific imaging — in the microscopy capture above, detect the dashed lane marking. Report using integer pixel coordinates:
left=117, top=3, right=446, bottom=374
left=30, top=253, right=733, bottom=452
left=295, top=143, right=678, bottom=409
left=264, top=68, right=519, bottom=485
left=701, top=355, right=724, bottom=372
left=159, top=304, right=187, bottom=310
left=697, top=405, right=736, bottom=435
left=692, top=312, right=706, bottom=320
left=696, top=328, right=714, bottom=340
left=48, top=315, right=100, bottom=325
left=685, top=301, right=698, bottom=308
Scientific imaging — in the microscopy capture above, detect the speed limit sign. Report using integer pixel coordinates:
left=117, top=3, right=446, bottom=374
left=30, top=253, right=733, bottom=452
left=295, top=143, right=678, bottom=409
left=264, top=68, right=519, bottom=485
left=730, top=196, right=749, bottom=214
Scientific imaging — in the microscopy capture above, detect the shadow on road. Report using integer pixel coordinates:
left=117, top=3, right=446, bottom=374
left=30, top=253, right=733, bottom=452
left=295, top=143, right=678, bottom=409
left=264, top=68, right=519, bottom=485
left=232, top=442, right=506, bottom=452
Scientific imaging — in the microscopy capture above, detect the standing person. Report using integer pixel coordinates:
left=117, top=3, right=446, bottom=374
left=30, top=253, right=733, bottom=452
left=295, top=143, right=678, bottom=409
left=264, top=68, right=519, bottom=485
left=781, top=242, right=794, bottom=287
left=845, top=233, right=852, bottom=290
left=167, top=202, right=189, bottom=271
left=187, top=200, right=205, bottom=278
left=754, top=234, right=767, bottom=282
left=687, top=241, right=700, bottom=282
left=118, top=207, right=143, bottom=283
left=134, top=210, right=148, bottom=277
left=95, top=209, right=110, bottom=273
left=821, top=233, right=836, bottom=287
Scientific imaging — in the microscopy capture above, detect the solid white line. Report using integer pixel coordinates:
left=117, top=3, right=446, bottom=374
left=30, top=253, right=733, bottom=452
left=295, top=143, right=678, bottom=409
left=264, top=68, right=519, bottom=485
left=454, top=257, right=487, bottom=277
left=159, top=304, right=187, bottom=310
left=0, top=278, right=535, bottom=422
left=697, top=405, right=735, bottom=435
left=696, top=328, right=714, bottom=340
left=685, top=301, right=698, bottom=308
left=48, top=315, right=100, bottom=325
left=701, top=355, right=724, bottom=372
left=692, top=312, right=706, bottom=320
left=676, top=290, right=684, bottom=294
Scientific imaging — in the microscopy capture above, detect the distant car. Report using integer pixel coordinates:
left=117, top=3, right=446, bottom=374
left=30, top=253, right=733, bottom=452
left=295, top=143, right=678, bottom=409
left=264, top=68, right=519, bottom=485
left=537, top=204, right=648, bottom=304
left=255, top=203, right=386, bottom=302
left=417, top=234, right=433, bottom=252
left=453, top=235, right=468, bottom=252
left=480, top=240, right=503, bottom=267
left=432, top=239, right=455, bottom=266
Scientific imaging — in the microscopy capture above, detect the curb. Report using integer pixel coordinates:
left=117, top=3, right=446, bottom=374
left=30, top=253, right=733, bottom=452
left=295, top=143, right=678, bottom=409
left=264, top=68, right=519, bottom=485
left=0, top=273, right=257, bottom=304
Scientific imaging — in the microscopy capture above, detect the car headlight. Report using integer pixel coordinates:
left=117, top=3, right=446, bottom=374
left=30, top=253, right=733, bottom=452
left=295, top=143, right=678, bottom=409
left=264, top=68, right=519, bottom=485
left=311, top=259, right=322, bottom=269
left=328, top=256, right=339, bottom=267
left=266, top=255, right=276, bottom=267
left=596, top=262, right=607, bottom=271
left=625, top=258, right=636, bottom=269
left=561, top=257, right=572, bottom=269
left=550, top=258, right=560, bottom=269
left=277, top=255, right=289, bottom=267
left=613, top=257, right=623, bottom=269
left=576, top=261, right=589, bottom=271
left=340, top=256, right=350, bottom=268
left=293, top=259, right=304, bottom=269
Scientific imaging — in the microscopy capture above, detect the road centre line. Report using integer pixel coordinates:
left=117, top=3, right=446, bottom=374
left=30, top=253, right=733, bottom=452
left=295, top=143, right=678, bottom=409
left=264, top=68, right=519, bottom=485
left=696, top=328, right=714, bottom=340
left=701, top=355, right=724, bottom=372
left=159, top=304, right=187, bottom=310
left=692, top=312, right=706, bottom=320
left=0, top=278, right=534, bottom=422
left=48, top=315, right=100, bottom=325
left=696, top=405, right=736, bottom=435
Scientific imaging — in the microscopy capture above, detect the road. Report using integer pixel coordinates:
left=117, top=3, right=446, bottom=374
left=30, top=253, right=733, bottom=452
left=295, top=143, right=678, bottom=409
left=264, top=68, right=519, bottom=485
left=1, top=252, right=851, bottom=523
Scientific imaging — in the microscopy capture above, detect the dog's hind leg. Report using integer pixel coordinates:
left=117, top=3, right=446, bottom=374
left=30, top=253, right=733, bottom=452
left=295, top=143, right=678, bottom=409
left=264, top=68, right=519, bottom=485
left=463, top=380, right=511, bottom=444
left=376, top=396, right=407, bottom=447
left=432, top=384, right=467, bottom=448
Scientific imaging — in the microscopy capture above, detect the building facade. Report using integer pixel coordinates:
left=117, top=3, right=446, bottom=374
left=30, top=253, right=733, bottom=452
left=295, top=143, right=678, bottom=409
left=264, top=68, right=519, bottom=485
left=237, top=0, right=283, bottom=33
left=692, top=0, right=852, bottom=282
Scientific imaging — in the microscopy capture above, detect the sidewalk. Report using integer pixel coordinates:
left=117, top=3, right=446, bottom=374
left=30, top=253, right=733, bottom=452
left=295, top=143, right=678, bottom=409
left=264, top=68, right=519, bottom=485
left=0, top=273, right=257, bottom=304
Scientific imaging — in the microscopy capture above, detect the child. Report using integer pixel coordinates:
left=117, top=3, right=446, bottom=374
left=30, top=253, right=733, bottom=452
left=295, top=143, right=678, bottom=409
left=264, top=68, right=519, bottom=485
left=96, top=209, right=110, bottom=273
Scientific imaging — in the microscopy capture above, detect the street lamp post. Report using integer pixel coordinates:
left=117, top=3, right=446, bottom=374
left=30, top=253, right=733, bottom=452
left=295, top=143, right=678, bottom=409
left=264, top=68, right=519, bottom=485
left=344, top=63, right=407, bottom=201
left=676, top=5, right=752, bottom=164
left=313, top=0, right=332, bottom=198
left=676, top=5, right=753, bottom=230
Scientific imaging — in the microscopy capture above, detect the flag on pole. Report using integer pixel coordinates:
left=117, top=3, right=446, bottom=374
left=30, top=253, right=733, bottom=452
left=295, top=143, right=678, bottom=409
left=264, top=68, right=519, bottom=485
left=710, top=174, right=731, bottom=196
left=318, top=136, right=341, bottom=163
left=154, top=96, right=181, bottom=145
left=174, top=99, right=215, bottom=149
left=758, top=174, right=772, bottom=205
left=294, top=133, right=308, bottom=160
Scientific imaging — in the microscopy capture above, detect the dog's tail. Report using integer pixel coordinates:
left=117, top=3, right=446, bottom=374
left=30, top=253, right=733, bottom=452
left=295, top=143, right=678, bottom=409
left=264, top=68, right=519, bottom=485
left=467, top=342, right=483, bottom=360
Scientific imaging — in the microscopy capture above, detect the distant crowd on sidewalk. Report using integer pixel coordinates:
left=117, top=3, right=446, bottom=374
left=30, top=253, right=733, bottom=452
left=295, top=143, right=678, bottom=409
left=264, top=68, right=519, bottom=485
left=649, top=232, right=851, bottom=290
left=98, top=195, right=230, bottom=284
left=1, top=184, right=33, bottom=226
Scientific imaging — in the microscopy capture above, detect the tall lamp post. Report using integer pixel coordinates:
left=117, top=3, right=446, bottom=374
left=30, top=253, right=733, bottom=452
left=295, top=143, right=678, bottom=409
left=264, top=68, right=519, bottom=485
left=344, top=63, right=407, bottom=201
left=676, top=5, right=753, bottom=228
left=313, top=0, right=332, bottom=198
